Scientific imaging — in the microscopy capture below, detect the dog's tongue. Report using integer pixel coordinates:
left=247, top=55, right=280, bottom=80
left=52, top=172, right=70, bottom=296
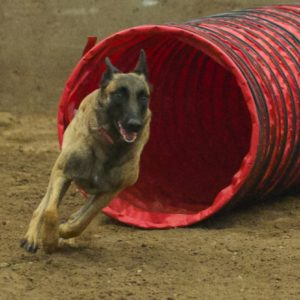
left=119, top=123, right=137, bottom=143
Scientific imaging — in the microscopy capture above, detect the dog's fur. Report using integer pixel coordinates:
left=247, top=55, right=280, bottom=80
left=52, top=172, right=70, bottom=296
left=21, top=50, right=151, bottom=253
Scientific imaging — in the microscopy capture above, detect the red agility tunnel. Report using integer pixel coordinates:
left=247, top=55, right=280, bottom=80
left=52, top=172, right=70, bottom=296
left=58, top=5, right=300, bottom=228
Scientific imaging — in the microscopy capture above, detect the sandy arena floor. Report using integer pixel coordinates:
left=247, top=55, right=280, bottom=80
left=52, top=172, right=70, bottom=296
left=0, top=112, right=299, bottom=299
left=0, top=1, right=299, bottom=299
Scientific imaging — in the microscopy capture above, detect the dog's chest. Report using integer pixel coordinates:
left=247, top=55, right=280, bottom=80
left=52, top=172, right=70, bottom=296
left=71, top=145, right=136, bottom=195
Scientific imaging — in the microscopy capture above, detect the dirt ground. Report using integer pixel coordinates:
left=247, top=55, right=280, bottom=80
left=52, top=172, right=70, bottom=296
left=0, top=1, right=299, bottom=300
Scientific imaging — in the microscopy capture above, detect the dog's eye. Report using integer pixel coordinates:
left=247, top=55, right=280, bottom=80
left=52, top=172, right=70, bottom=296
left=111, top=91, right=124, bottom=102
left=140, top=96, right=148, bottom=103
left=137, top=89, right=149, bottom=104
left=113, top=92, right=122, bottom=99
left=111, top=87, right=128, bottom=102
left=138, top=94, right=149, bottom=103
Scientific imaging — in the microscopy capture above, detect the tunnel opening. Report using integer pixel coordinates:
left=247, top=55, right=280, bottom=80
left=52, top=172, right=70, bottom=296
left=107, top=30, right=252, bottom=215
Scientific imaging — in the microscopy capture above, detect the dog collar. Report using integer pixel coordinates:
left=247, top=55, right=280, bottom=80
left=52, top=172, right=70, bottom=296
left=98, top=127, right=114, bottom=144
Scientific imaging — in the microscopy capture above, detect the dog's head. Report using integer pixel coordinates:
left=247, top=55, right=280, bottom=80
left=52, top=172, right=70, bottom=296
left=100, top=50, right=151, bottom=143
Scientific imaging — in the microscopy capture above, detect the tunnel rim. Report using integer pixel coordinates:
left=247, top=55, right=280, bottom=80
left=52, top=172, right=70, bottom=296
left=58, top=24, right=260, bottom=228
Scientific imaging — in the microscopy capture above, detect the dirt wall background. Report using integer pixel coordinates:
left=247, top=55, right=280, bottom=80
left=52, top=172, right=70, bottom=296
left=0, top=0, right=297, bottom=114
left=0, top=1, right=299, bottom=300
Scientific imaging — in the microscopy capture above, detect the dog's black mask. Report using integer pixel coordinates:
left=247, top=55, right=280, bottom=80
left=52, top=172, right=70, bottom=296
left=100, top=50, right=150, bottom=143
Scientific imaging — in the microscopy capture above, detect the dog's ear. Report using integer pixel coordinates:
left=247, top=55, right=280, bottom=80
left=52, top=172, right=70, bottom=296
left=101, top=57, right=120, bottom=88
left=133, top=49, right=148, bottom=80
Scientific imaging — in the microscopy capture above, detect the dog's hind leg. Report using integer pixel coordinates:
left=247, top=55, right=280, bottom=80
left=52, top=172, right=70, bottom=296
left=59, top=193, right=116, bottom=239
left=40, top=169, right=71, bottom=253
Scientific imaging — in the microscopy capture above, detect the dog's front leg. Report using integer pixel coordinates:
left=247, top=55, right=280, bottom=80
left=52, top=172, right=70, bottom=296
left=59, top=192, right=116, bottom=239
left=20, top=189, right=51, bottom=253
left=40, top=169, right=71, bottom=253
left=21, top=164, right=70, bottom=253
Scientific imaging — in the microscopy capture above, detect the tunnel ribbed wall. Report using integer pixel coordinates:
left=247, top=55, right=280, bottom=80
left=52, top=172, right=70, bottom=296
left=58, top=5, right=300, bottom=228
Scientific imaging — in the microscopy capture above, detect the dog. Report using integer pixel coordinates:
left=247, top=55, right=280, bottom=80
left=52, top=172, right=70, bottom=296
left=20, top=50, right=151, bottom=253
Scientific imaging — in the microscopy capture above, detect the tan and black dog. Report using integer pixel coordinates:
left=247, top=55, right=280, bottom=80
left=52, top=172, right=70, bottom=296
left=21, top=50, right=151, bottom=253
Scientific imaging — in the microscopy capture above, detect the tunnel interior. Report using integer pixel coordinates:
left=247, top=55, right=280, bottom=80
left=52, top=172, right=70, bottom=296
left=98, top=31, right=253, bottom=214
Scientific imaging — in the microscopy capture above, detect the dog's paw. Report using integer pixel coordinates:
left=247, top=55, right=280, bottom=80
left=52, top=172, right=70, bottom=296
left=20, top=237, right=39, bottom=253
left=58, top=222, right=80, bottom=239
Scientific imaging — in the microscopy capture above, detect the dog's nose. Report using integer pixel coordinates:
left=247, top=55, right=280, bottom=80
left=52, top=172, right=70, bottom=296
left=126, top=119, right=142, bottom=132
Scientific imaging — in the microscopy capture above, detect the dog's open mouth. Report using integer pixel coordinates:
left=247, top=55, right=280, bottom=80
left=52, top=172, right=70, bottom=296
left=118, top=122, right=138, bottom=143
